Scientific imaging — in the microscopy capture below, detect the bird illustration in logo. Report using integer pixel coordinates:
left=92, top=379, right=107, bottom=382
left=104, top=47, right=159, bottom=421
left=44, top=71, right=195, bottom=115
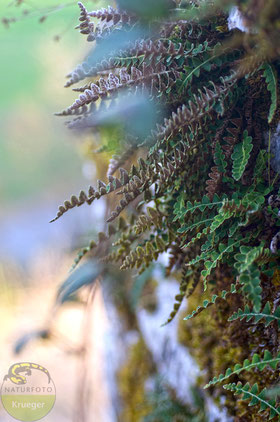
left=3, top=363, right=51, bottom=385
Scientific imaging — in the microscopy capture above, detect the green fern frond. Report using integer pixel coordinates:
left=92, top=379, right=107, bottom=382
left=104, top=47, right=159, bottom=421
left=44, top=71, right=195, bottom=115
left=234, top=244, right=264, bottom=273
left=70, top=240, right=97, bottom=272
left=223, top=382, right=280, bottom=420
left=201, top=236, right=242, bottom=290
left=231, top=130, right=253, bottom=181
left=262, top=63, right=278, bottom=124
left=209, top=199, right=237, bottom=232
left=234, top=245, right=264, bottom=311
left=178, top=216, right=214, bottom=235
left=205, top=350, right=280, bottom=389
left=184, top=284, right=237, bottom=321
left=175, top=193, right=226, bottom=221
left=229, top=302, right=280, bottom=327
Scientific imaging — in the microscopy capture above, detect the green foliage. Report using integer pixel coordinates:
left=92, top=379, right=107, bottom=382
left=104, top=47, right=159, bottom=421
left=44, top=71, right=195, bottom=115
left=143, top=381, right=207, bottom=422
left=234, top=245, right=265, bottom=311
left=205, top=350, right=280, bottom=388
left=231, top=130, right=253, bottom=181
left=229, top=302, right=280, bottom=327
left=200, top=236, right=242, bottom=290
left=184, top=284, right=237, bottom=321
left=175, top=194, right=225, bottom=221
left=223, top=382, right=280, bottom=420
left=262, top=63, right=278, bottom=124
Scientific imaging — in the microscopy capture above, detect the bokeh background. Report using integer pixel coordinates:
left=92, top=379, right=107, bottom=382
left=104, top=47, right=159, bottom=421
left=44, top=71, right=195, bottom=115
left=0, top=1, right=114, bottom=420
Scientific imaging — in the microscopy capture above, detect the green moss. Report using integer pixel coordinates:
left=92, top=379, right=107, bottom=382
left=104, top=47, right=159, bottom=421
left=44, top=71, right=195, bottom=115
left=117, top=337, right=155, bottom=422
left=178, top=269, right=280, bottom=420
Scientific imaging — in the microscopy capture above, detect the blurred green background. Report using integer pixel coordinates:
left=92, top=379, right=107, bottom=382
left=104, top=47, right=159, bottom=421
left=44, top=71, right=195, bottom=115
left=0, top=3, right=113, bottom=421
left=0, top=1, right=111, bottom=264
left=0, top=0, right=91, bottom=208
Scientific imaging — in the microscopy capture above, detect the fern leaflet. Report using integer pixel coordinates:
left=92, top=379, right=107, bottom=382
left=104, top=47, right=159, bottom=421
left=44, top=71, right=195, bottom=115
left=262, top=63, right=278, bottom=124
left=231, top=130, right=253, bottom=181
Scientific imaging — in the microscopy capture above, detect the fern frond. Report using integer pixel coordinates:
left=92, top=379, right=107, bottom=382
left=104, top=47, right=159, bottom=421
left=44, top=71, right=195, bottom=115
left=107, top=141, right=193, bottom=223
left=50, top=170, right=128, bottom=222
left=76, top=2, right=94, bottom=38
left=107, top=146, right=135, bottom=177
left=240, top=265, right=262, bottom=312
left=229, top=302, right=280, bottom=328
left=71, top=240, right=97, bottom=272
left=231, top=130, right=253, bottom=181
left=261, top=63, right=278, bottom=124
left=201, top=236, right=243, bottom=290
left=149, top=78, right=235, bottom=156
left=184, top=284, right=237, bottom=321
left=133, top=207, right=162, bottom=235
left=209, top=198, right=238, bottom=232
left=88, top=6, right=133, bottom=25
left=206, top=166, right=222, bottom=200
left=214, top=141, right=227, bottom=173
left=223, top=382, right=280, bottom=419
left=76, top=3, right=135, bottom=42
left=178, top=216, right=214, bottom=235
left=70, top=224, right=118, bottom=271
left=234, top=245, right=264, bottom=311
left=174, top=193, right=226, bottom=221
left=162, top=263, right=199, bottom=325
left=120, top=235, right=168, bottom=270
left=57, top=63, right=180, bottom=117
left=65, top=38, right=185, bottom=88
left=234, top=245, right=264, bottom=274
left=205, top=350, right=280, bottom=389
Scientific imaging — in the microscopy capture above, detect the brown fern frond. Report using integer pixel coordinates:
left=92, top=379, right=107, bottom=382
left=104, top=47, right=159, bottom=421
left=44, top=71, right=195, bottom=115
left=120, top=235, right=168, bottom=270
left=76, top=2, right=94, bottom=38
left=133, top=207, right=163, bottom=235
left=222, top=116, right=243, bottom=158
left=65, top=38, right=185, bottom=88
left=106, top=139, right=195, bottom=223
left=76, top=3, right=136, bottom=42
left=148, top=78, right=235, bottom=156
left=50, top=169, right=131, bottom=222
left=65, top=58, right=115, bottom=88
left=71, top=224, right=119, bottom=271
left=88, top=6, right=135, bottom=25
left=50, top=187, right=95, bottom=223
left=206, top=166, right=222, bottom=200
left=57, top=61, right=181, bottom=117
left=107, top=145, right=136, bottom=177
left=162, top=264, right=189, bottom=325
left=107, top=190, right=139, bottom=223
left=165, top=244, right=185, bottom=276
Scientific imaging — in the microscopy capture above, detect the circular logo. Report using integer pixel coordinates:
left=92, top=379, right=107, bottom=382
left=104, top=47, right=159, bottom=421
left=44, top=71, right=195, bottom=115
left=1, top=362, right=56, bottom=421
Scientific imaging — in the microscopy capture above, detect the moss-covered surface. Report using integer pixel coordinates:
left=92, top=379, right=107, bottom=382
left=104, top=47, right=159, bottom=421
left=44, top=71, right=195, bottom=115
left=178, top=268, right=280, bottom=421
left=117, top=337, right=155, bottom=422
